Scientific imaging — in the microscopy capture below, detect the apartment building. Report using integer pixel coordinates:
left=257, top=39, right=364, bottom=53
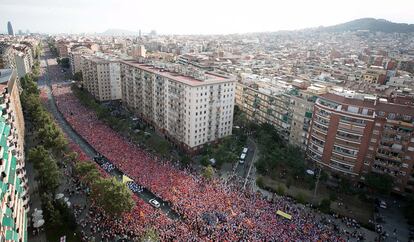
left=12, top=45, right=33, bottom=69
left=307, top=92, right=414, bottom=193
left=69, top=46, right=93, bottom=75
left=235, top=82, right=292, bottom=140
left=130, top=45, right=146, bottom=58
left=366, top=101, right=414, bottom=193
left=57, top=41, right=71, bottom=58
left=14, top=53, right=31, bottom=78
left=361, top=67, right=386, bottom=84
left=0, top=69, right=28, bottom=242
left=0, top=44, right=16, bottom=70
left=81, top=54, right=121, bottom=101
left=120, top=60, right=235, bottom=152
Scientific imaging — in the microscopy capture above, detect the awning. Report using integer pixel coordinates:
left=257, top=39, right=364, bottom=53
left=3, top=124, right=11, bottom=137
left=0, top=121, right=5, bottom=134
left=5, top=207, right=12, bottom=216
left=8, top=156, right=17, bottom=184
left=2, top=216, right=14, bottom=227
left=0, top=181, right=8, bottom=199
left=276, top=210, right=292, bottom=220
left=5, top=230, right=19, bottom=241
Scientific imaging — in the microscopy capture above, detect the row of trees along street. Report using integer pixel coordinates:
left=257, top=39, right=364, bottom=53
left=22, top=71, right=134, bottom=240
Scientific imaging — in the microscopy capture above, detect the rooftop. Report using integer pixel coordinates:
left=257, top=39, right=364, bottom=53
left=122, top=60, right=234, bottom=87
left=0, top=69, right=13, bottom=84
left=320, top=92, right=414, bottom=116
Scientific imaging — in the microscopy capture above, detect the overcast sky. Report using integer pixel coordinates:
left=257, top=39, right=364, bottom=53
left=1, top=0, right=413, bottom=34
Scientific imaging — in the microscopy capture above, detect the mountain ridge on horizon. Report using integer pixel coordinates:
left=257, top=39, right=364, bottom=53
left=318, top=18, right=414, bottom=33
left=99, top=18, right=414, bottom=36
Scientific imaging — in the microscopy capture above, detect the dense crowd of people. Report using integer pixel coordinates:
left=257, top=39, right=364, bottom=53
left=52, top=83, right=369, bottom=241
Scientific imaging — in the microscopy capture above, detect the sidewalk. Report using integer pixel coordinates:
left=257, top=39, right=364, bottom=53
left=26, top=156, right=47, bottom=242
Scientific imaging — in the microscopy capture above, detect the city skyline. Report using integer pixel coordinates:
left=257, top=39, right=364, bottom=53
left=1, top=0, right=414, bottom=34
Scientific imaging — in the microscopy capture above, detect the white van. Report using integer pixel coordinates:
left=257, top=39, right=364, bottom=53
left=149, top=199, right=161, bottom=208
left=242, top=147, right=249, bottom=154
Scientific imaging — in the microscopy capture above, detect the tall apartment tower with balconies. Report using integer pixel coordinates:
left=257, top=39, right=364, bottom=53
left=120, top=60, right=235, bottom=152
left=307, top=92, right=414, bottom=194
left=0, top=69, right=29, bottom=242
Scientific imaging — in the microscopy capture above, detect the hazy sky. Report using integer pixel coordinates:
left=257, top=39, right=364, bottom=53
left=1, top=0, right=413, bottom=34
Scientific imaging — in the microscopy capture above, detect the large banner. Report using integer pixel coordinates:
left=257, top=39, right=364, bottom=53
left=276, top=210, right=292, bottom=220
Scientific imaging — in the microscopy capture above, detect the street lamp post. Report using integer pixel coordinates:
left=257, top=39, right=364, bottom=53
left=312, top=166, right=322, bottom=205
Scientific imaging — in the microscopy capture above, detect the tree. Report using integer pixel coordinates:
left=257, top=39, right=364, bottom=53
left=65, top=151, right=78, bottom=163
left=295, top=192, right=308, bottom=204
left=276, top=185, right=285, bottom=196
left=405, top=195, right=414, bottom=225
left=57, top=57, right=70, bottom=68
left=319, top=198, right=331, bottom=213
left=141, top=228, right=160, bottom=242
left=37, top=123, right=67, bottom=151
left=43, top=197, right=63, bottom=229
left=202, top=165, right=215, bottom=181
left=90, top=177, right=134, bottom=216
left=38, top=156, right=61, bottom=192
left=365, top=172, right=393, bottom=194
left=74, top=162, right=100, bottom=185
left=73, top=72, right=83, bottom=82
left=256, top=176, right=265, bottom=189
left=28, top=146, right=49, bottom=168
left=28, top=146, right=61, bottom=193
left=20, top=74, right=39, bottom=95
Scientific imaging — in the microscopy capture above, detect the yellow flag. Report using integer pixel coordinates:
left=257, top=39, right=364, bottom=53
left=122, top=175, right=133, bottom=184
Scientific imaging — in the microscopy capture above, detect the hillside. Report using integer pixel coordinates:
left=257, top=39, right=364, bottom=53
left=322, top=18, right=414, bottom=33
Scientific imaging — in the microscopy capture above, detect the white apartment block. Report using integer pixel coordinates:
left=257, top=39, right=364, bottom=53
left=14, top=52, right=31, bottom=78
left=80, top=54, right=121, bottom=101
left=120, top=60, right=235, bottom=152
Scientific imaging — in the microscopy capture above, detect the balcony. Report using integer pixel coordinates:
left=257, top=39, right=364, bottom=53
left=372, top=165, right=401, bottom=177
left=375, top=152, right=402, bottom=162
left=338, top=122, right=365, bottom=134
left=373, top=160, right=401, bottom=170
left=334, top=137, right=360, bottom=149
left=330, top=158, right=355, bottom=170
left=332, top=147, right=357, bottom=159
left=313, top=118, right=329, bottom=128
left=308, top=142, right=324, bottom=155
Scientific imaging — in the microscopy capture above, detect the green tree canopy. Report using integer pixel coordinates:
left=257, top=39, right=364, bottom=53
left=28, top=146, right=61, bottom=193
left=73, top=72, right=82, bottom=82
left=365, top=172, right=393, bottom=194
left=140, top=228, right=160, bottom=242
left=74, top=162, right=101, bottom=185
left=202, top=165, right=215, bottom=180
left=90, top=177, right=134, bottom=216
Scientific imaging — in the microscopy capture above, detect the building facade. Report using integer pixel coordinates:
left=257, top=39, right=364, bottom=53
left=0, top=45, right=16, bottom=70
left=0, top=69, right=28, bottom=242
left=7, top=22, right=14, bottom=36
left=288, top=89, right=318, bottom=150
left=14, top=53, right=31, bottom=78
left=69, top=46, right=93, bottom=75
left=307, top=92, right=414, bottom=193
left=81, top=55, right=121, bottom=101
left=120, top=60, right=235, bottom=151
left=235, top=82, right=292, bottom=140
